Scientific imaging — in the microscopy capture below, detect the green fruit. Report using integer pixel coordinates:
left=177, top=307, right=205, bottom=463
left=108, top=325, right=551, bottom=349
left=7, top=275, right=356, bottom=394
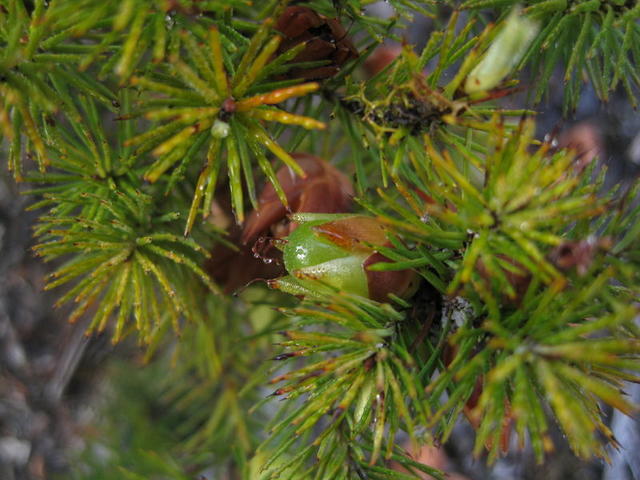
left=276, top=216, right=417, bottom=301
left=283, top=221, right=370, bottom=297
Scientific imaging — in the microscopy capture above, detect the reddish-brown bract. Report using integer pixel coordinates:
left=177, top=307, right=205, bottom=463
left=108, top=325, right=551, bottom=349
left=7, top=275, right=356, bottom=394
left=206, top=195, right=285, bottom=294
left=442, top=344, right=513, bottom=453
left=275, top=6, right=358, bottom=80
left=313, top=216, right=388, bottom=252
left=363, top=44, right=402, bottom=78
left=476, top=255, right=532, bottom=304
left=557, top=122, right=603, bottom=173
left=548, top=237, right=610, bottom=276
left=241, top=153, right=354, bottom=244
left=363, top=251, right=418, bottom=303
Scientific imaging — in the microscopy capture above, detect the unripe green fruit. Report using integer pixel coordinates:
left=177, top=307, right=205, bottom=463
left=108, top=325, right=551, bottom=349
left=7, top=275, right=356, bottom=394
left=283, top=221, right=370, bottom=297
left=276, top=216, right=417, bottom=302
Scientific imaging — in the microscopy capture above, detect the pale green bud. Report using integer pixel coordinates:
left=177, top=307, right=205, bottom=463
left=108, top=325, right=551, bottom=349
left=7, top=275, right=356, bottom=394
left=465, top=7, right=539, bottom=94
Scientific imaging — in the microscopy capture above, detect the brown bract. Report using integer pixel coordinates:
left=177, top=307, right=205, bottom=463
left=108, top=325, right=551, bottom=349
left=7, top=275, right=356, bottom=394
left=476, top=255, right=532, bottom=304
left=548, top=237, right=610, bottom=276
left=557, top=122, right=603, bottom=173
left=275, top=6, right=358, bottom=80
left=206, top=195, right=284, bottom=294
left=241, top=153, right=354, bottom=245
left=363, top=251, right=418, bottom=303
left=313, top=216, right=388, bottom=252
left=442, top=344, right=513, bottom=454
left=363, top=44, right=402, bottom=78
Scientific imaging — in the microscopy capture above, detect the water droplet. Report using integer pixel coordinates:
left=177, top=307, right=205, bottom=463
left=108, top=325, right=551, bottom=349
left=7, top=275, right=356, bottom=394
left=210, top=119, right=230, bottom=139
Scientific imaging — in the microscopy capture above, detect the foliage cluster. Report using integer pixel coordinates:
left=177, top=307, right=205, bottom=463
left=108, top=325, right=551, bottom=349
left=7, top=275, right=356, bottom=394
left=1, top=0, right=639, bottom=479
